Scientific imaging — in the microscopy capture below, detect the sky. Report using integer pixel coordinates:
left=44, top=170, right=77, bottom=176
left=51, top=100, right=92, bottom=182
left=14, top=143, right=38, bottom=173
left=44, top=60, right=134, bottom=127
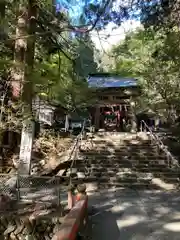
left=90, top=19, right=141, bottom=51
left=55, top=0, right=142, bottom=50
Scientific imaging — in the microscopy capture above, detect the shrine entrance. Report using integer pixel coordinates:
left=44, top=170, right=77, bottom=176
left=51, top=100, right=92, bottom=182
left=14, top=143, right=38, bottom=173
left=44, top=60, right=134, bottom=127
left=99, top=104, right=131, bottom=131
left=88, top=73, right=141, bottom=132
left=90, top=101, right=134, bottom=132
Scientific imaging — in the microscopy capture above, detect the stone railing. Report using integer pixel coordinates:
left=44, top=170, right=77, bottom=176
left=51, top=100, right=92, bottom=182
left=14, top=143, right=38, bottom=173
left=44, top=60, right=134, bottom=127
left=140, top=120, right=179, bottom=168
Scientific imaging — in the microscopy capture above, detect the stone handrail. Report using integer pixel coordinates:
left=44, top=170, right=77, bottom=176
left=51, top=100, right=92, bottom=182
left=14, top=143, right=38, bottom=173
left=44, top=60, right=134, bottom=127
left=140, top=120, right=179, bottom=168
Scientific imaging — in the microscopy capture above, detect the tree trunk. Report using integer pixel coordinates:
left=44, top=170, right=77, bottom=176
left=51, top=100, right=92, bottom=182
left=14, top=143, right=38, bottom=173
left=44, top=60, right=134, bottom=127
left=23, top=0, right=37, bottom=115
left=11, top=1, right=37, bottom=175
left=12, top=6, right=27, bottom=98
left=18, top=0, right=37, bottom=175
left=0, top=1, right=6, bottom=173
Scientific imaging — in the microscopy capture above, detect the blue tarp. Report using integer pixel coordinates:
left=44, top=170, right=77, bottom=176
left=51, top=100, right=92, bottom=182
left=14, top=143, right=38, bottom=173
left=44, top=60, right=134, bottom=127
left=87, top=76, right=137, bottom=88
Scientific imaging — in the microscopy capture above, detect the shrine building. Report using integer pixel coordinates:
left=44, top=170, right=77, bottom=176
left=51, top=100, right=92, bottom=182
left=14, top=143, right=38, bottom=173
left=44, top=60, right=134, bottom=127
left=87, top=73, right=141, bottom=132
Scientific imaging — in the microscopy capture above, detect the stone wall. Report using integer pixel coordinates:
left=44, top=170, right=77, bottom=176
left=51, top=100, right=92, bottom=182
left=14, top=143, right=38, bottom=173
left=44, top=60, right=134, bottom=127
left=0, top=203, right=65, bottom=240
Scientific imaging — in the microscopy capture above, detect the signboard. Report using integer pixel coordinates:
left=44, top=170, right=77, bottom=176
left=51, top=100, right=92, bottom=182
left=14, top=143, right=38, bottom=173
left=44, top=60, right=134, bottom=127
left=19, top=120, right=35, bottom=175
left=39, top=110, right=53, bottom=126
left=32, top=96, right=55, bottom=126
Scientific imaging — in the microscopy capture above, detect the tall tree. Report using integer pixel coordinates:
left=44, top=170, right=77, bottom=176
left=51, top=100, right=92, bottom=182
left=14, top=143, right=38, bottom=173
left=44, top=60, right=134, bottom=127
left=135, top=0, right=180, bottom=29
left=74, top=34, right=98, bottom=78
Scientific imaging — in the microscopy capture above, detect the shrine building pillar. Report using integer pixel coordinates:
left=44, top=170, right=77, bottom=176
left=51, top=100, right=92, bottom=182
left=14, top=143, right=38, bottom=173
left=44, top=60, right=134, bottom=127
left=94, top=105, right=100, bottom=131
left=130, top=101, right=137, bottom=132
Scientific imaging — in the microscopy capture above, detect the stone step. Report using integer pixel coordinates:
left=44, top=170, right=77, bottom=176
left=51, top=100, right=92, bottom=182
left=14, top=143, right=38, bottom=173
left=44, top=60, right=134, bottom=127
left=74, top=163, right=169, bottom=173
left=63, top=175, right=152, bottom=183
left=69, top=176, right=179, bottom=186
left=84, top=148, right=158, bottom=154
left=92, top=146, right=157, bottom=150
left=92, top=139, right=154, bottom=144
left=60, top=179, right=176, bottom=190
left=76, top=172, right=138, bottom=178
left=152, top=177, right=180, bottom=184
left=75, top=158, right=167, bottom=165
left=82, top=154, right=164, bottom=159
left=61, top=179, right=158, bottom=189
left=134, top=168, right=179, bottom=175
left=68, top=167, right=180, bottom=176
left=92, top=140, right=156, bottom=143
left=68, top=164, right=180, bottom=174
left=67, top=170, right=179, bottom=180
left=79, top=155, right=165, bottom=159
left=73, top=163, right=168, bottom=169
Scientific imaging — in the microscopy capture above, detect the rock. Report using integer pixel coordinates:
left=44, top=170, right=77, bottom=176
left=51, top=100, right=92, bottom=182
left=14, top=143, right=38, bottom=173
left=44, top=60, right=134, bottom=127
left=53, top=223, right=61, bottom=233
left=46, top=225, right=52, bottom=233
left=77, top=172, right=85, bottom=178
left=0, top=202, right=64, bottom=239
left=0, top=216, right=8, bottom=226
left=151, top=178, right=176, bottom=190
left=37, top=223, right=47, bottom=232
left=25, top=235, right=36, bottom=240
left=10, top=232, right=18, bottom=240
left=5, top=176, right=17, bottom=190
left=0, top=194, right=12, bottom=212
left=57, top=169, right=65, bottom=177
left=31, top=167, right=39, bottom=175
left=40, top=159, right=46, bottom=166
left=44, top=235, right=51, bottom=240
left=14, top=224, right=24, bottom=235
left=71, top=168, right=77, bottom=174
left=4, top=223, right=16, bottom=235
left=49, top=233, right=53, bottom=238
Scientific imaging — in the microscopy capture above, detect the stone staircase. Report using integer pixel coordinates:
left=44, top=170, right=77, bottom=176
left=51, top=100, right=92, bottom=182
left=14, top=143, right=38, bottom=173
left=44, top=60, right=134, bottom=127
left=67, top=132, right=180, bottom=190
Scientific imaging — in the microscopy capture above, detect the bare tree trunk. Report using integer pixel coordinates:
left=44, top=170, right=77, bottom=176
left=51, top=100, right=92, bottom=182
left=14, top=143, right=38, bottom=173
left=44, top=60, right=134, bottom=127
left=11, top=1, right=37, bottom=175
left=11, top=5, right=27, bottom=98
left=0, top=0, right=6, bottom=173
left=18, top=0, right=37, bottom=175
left=23, top=0, right=37, bottom=115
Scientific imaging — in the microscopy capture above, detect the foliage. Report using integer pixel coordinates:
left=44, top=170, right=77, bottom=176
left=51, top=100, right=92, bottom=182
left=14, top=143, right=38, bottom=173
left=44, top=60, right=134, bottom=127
left=108, top=26, right=180, bottom=120
left=74, top=34, right=98, bottom=78
left=0, top=0, right=101, bottom=124
left=56, top=0, right=130, bottom=28
left=33, top=37, right=96, bottom=111
left=2, top=0, right=176, bottom=127
left=134, top=0, right=180, bottom=30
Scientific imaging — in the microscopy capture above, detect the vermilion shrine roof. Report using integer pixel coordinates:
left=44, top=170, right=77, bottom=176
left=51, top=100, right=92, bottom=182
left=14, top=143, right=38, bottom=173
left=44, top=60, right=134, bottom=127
left=88, top=73, right=137, bottom=88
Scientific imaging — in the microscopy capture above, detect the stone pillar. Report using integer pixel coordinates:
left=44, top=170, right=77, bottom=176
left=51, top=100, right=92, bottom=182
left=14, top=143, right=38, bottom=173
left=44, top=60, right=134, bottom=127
left=154, top=117, right=159, bottom=131
left=130, top=101, right=137, bottom=132
left=94, top=106, right=100, bottom=131
left=65, top=114, right=69, bottom=132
